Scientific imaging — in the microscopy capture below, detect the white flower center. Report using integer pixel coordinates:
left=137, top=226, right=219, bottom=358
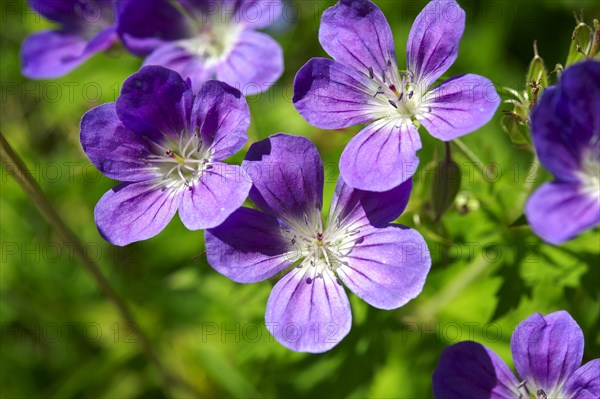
left=576, top=143, right=600, bottom=199
left=366, top=59, right=425, bottom=121
left=144, top=129, right=213, bottom=190
left=180, top=19, right=242, bottom=69
left=518, top=379, right=568, bottom=399
left=281, top=210, right=361, bottom=283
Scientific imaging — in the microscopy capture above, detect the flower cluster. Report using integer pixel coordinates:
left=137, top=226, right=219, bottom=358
left=20, top=0, right=597, bottom=359
left=21, top=0, right=118, bottom=78
left=293, top=0, right=500, bottom=191
left=526, top=60, right=600, bottom=245
left=205, top=134, right=430, bottom=352
left=433, top=311, right=599, bottom=398
left=81, top=66, right=252, bottom=245
left=21, top=0, right=284, bottom=94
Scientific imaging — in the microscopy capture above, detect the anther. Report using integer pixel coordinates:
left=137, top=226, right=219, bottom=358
left=408, top=91, right=414, bottom=99
left=306, top=277, right=312, bottom=284
left=368, top=67, right=375, bottom=80
left=303, top=212, right=310, bottom=225
left=387, top=59, right=392, bottom=67
left=291, top=236, right=296, bottom=245
left=537, top=390, right=547, bottom=399
left=388, top=100, right=398, bottom=109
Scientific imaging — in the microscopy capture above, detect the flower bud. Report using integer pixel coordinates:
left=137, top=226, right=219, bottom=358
left=526, top=41, right=548, bottom=105
left=566, top=21, right=593, bottom=65
left=431, top=153, right=462, bottom=222
left=502, top=111, right=532, bottom=150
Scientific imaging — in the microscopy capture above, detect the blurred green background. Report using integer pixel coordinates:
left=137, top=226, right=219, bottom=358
left=1, top=0, right=599, bottom=398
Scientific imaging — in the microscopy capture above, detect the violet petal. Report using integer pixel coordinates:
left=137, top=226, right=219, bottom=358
left=339, top=119, right=422, bottom=192
left=205, top=207, right=294, bottom=283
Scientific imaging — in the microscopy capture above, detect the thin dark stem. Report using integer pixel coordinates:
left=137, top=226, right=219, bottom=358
left=0, top=131, right=199, bottom=397
left=444, top=141, right=452, bottom=162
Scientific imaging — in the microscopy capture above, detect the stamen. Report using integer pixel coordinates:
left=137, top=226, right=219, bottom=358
left=517, top=380, right=529, bottom=399
left=374, top=86, right=385, bottom=97
left=537, top=390, right=547, bottom=399
left=368, top=67, right=375, bottom=80
left=181, top=131, right=198, bottom=156
left=388, top=100, right=398, bottom=109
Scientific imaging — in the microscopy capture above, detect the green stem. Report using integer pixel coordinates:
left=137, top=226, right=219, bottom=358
left=0, top=131, right=199, bottom=397
left=452, top=138, right=485, bottom=170
left=411, top=252, right=493, bottom=321
left=510, top=154, right=541, bottom=222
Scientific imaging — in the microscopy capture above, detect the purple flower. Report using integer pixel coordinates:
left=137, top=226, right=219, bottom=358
left=21, top=0, right=118, bottom=79
left=293, top=0, right=500, bottom=192
left=432, top=310, right=599, bottom=399
left=80, top=65, right=252, bottom=246
left=117, top=0, right=283, bottom=95
left=205, top=133, right=431, bottom=352
left=525, top=60, right=600, bottom=245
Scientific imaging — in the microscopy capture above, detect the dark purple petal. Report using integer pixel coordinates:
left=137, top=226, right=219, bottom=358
left=564, top=359, right=600, bottom=399
left=143, top=42, right=216, bottom=90
left=511, top=311, right=585, bottom=391
left=530, top=87, right=581, bottom=182
left=178, top=163, right=251, bottom=230
left=319, top=0, right=396, bottom=77
left=28, top=0, right=80, bottom=25
left=407, top=0, right=465, bottom=88
left=525, top=182, right=600, bottom=245
left=265, top=267, right=351, bottom=353
left=191, top=80, right=250, bottom=160
left=553, top=60, right=600, bottom=152
left=329, top=177, right=412, bottom=228
left=80, top=103, right=155, bottom=182
left=117, top=0, right=193, bottom=56
left=336, top=225, right=430, bottom=309
left=116, top=66, right=193, bottom=141
left=21, top=27, right=116, bottom=79
left=417, top=74, right=500, bottom=141
left=233, top=0, right=282, bottom=29
left=95, top=181, right=182, bottom=246
left=293, top=58, right=388, bottom=129
left=205, top=207, right=294, bottom=283
left=531, top=61, right=600, bottom=182
left=243, top=134, right=324, bottom=221
left=28, top=0, right=113, bottom=27
left=183, top=0, right=282, bottom=29
left=216, top=30, right=283, bottom=96
left=339, top=120, right=421, bottom=192
left=432, top=341, right=521, bottom=399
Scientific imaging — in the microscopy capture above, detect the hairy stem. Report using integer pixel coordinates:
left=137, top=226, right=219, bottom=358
left=0, top=131, right=199, bottom=397
left=452, top=138, right=485, bottom=168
